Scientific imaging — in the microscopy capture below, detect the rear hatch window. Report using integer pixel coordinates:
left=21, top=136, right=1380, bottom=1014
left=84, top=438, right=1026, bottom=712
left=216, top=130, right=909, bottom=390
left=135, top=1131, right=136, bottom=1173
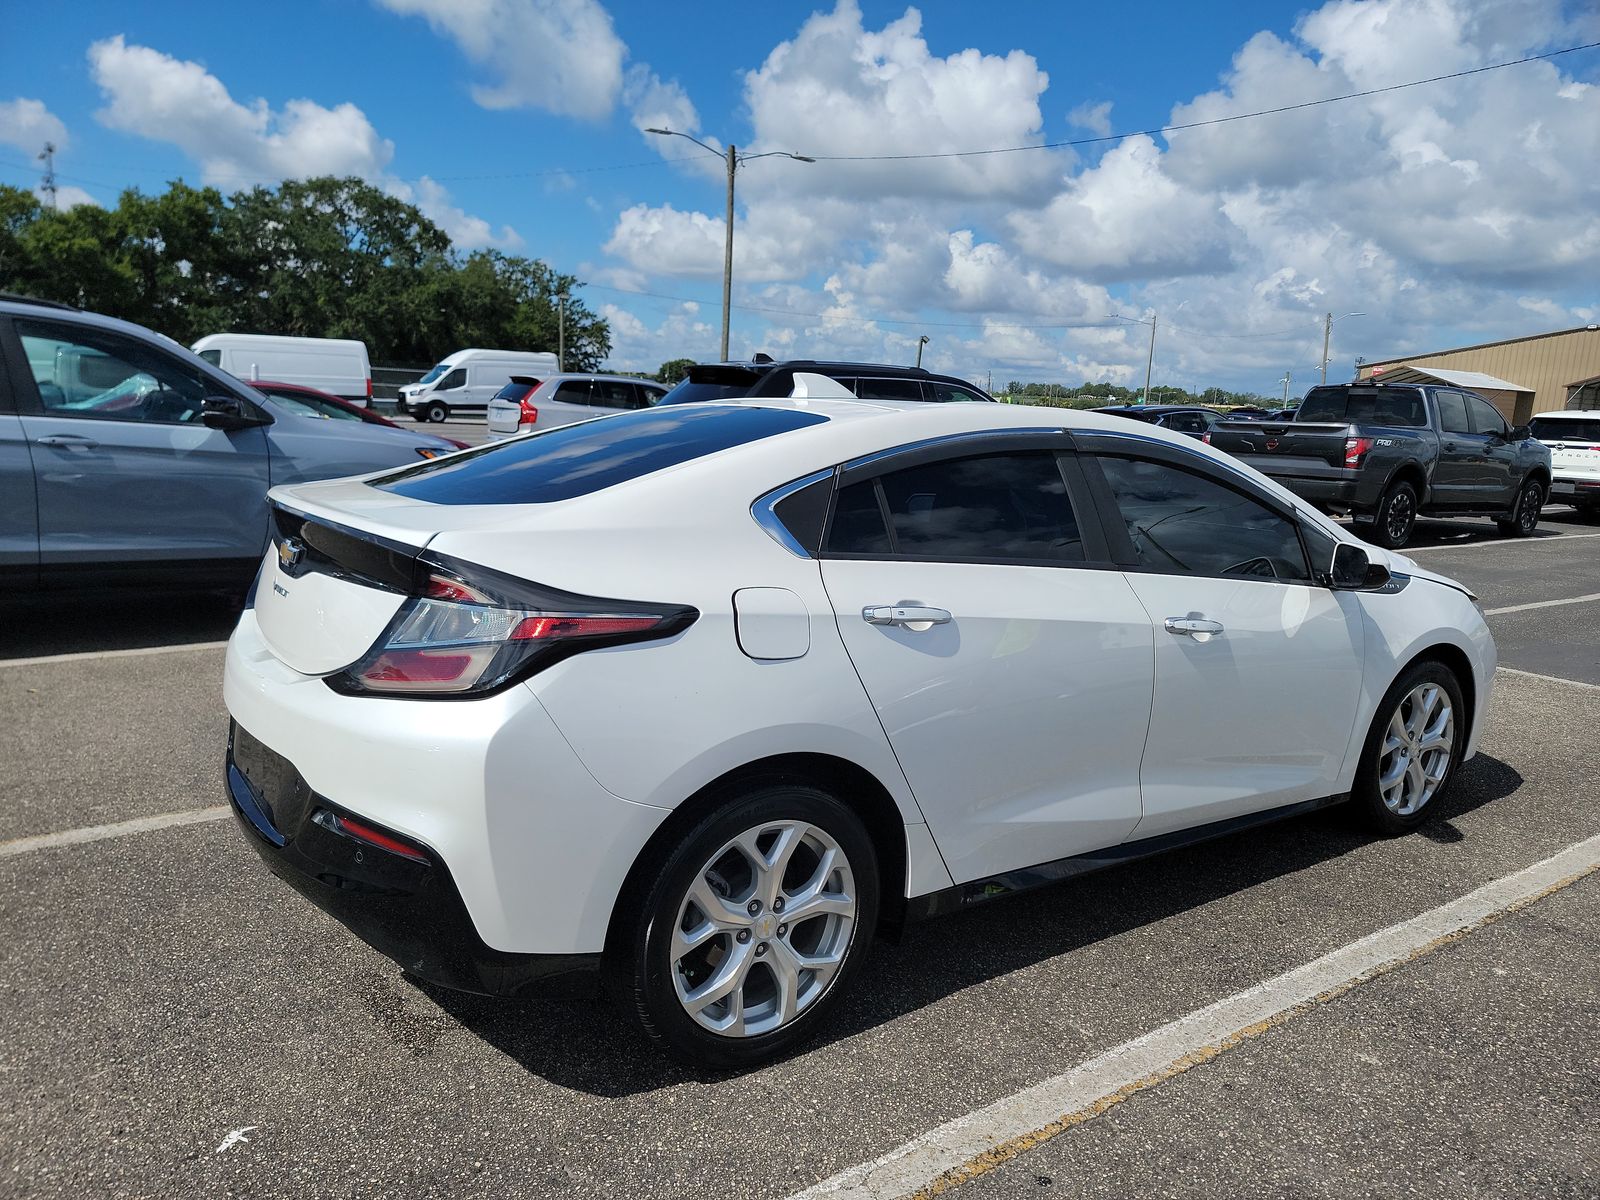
left=1531, top=417, right=1600, bottom=444
left=656, top=365, right=765, bottom=406
left=372, top=404, right=827, bottom=505
left=1298, top=387, right=1426, bottom=427
left=492, top=380, right=537, bottom=402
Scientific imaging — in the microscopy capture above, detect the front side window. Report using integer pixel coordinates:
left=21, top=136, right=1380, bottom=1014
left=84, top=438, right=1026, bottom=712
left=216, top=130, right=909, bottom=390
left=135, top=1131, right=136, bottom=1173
left=826, top=451, right=1083, bottom=562
left=17, top=319, right=210, bottom=425
left=928, top=381, right=988, bottom=403
left=1465, top=393, right=1509, bottom=437
left=1098, top=456, right=1310, bottom=582
left=438, top=368, right=467, bottom=391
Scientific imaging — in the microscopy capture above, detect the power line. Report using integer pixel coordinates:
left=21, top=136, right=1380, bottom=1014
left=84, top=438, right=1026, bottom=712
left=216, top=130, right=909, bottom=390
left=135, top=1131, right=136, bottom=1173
left=801, top=39, right=1600, bottom=162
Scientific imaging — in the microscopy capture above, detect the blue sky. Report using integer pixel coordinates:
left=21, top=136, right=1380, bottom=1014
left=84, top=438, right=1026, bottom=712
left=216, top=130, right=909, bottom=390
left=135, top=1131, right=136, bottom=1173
left=2, top=0, right=1597, bottom=395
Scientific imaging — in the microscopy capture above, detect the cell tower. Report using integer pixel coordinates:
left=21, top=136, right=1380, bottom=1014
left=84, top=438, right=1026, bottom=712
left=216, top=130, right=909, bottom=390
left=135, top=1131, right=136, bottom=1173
left=38, top=142, right=58, bottom=211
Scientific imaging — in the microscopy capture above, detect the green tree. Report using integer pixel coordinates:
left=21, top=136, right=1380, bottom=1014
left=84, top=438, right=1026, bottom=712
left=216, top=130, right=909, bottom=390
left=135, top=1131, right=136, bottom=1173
left=656, top=357, right=696, bottom=384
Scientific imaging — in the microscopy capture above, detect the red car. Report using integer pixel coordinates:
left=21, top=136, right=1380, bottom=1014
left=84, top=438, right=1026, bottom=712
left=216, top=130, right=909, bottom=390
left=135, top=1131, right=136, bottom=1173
left=251, top=381, right=471, bottom=449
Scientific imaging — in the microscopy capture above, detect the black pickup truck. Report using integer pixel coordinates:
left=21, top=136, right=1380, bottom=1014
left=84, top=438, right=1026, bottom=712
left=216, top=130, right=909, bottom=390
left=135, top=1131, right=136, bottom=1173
left=1206, top=382, right=1551, bottom=548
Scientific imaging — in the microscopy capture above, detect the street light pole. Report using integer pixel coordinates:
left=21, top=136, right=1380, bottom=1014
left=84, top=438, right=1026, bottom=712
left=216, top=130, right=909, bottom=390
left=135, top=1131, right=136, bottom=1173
left=1143, top=313, right=1156, bottom=405
left=646, top=128, right=814, bottom=363
left=1321, top=311, right=1365, bottom=385
left=557, top=291, right=566, bottom=372
left=916, top=335, right=929, bottom=368
left=1282, top=371, right=1292, bottom=404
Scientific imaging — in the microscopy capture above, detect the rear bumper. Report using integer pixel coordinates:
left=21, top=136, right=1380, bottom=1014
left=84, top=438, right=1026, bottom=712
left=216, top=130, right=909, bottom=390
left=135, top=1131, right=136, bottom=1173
left=223, top=610, right=672, bottom=959
left=226, top=722, right=599, bottom=997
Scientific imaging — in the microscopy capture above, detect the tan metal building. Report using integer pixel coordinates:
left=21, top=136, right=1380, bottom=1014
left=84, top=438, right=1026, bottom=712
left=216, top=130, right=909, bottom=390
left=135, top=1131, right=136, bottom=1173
left=1360, top=325, right=1600, bottom=424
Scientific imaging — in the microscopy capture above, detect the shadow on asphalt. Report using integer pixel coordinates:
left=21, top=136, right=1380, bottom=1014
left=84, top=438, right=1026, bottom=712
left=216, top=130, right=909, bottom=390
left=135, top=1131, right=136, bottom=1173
left=0, top=587, right=244, bottom=660
left=422, top=752, right=1524, bottom=1097
left=1374, top=508, right=1595, bottom=551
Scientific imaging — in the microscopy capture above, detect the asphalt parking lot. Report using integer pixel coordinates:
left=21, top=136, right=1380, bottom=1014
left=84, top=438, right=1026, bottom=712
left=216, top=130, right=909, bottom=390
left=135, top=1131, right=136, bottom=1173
left=3, top=507, right=1597, bottom=1198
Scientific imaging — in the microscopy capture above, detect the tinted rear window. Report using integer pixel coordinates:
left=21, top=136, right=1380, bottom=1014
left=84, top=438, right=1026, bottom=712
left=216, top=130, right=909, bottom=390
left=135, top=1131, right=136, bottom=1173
left=373, top=405, right=827, bottom=505
left=1531, top=417, right=1600, bottom=443
left=492, top=381, right=535, bottom=401
left=1297, top=387, right=1426, bottom=427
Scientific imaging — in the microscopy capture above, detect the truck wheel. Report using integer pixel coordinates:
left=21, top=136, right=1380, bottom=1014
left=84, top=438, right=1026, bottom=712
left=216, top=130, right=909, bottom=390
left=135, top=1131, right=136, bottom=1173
left=1371, top=481, right=1418, bottom=549
left=421, top=401, right=449, bottom=424
left=1495, top=479, right=1544, bottom=537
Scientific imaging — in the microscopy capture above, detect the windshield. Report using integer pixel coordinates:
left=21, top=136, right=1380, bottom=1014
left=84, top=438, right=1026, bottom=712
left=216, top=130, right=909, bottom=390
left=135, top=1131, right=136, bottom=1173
left=1531, top=417, right=1600, bottom=443
left=1297, top=387, right=1426, bottom=428
left=417, top=363, right=451, bottom=385
left=265, top=391, right=363, bottom=421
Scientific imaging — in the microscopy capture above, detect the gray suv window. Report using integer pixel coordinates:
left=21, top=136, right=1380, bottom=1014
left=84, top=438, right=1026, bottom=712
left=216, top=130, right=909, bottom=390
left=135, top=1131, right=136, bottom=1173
left=851, top=378, right=925, bottom=402
left=1465, top=393, right=1509, bottom=437
left=1436, top=390, right=1471, bottom=434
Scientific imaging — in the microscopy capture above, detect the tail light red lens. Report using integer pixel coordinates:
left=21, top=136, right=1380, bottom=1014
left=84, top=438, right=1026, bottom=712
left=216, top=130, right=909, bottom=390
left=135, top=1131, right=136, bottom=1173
left=1201, top=432, right=1212, bottom=445
left=314, top=809, right=430, bottom=863
left=1344, top=436, right=1374, bottom=467
left=333, top=560, right=697, bottom=698
left=366, top=377, right=373, bottom=400
left=519, top=397, right=539, bottom=424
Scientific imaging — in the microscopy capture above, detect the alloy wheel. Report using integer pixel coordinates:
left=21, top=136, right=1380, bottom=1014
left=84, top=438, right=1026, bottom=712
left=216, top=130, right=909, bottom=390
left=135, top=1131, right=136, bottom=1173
left=1517, top=483, right=1542, bottom=533
left=670, top=820, right=857, bottom=1038
left=1385, top=490, right=1414, bottom=545
left=1377, top=682, right=1454, bottom=816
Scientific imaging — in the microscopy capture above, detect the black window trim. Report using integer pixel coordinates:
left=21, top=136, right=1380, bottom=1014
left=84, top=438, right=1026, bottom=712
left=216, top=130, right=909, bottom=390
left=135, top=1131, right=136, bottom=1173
left=818, top=432, right=1116, bottom=568
left=1076, top=435, right=1317, bottom=586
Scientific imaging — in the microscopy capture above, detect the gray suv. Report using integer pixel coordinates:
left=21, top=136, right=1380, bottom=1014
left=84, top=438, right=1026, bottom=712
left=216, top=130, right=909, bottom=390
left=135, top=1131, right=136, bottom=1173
left=0, top=297, right=460, bottom=590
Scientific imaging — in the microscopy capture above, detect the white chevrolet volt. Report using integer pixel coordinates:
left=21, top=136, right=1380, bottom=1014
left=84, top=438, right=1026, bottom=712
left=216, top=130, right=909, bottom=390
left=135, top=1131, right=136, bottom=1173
left=224, top=380, right=1496, bottom=1067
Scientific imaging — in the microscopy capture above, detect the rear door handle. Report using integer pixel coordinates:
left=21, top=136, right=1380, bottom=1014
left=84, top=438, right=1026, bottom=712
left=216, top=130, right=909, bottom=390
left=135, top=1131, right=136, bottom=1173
left=1165, top=617, right=1224, bottom=641
left=863, top=604, right=952, bottom=630
left=36, top=433, right=100, bottom=449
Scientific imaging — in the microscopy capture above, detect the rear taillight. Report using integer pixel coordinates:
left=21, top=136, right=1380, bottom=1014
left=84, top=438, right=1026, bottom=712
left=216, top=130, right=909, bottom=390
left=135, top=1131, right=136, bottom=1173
left=1344, top=436, right=1374, bottom=468
left=331, top=557, right=697, bottom=698
left=366, top=377, right=373, bottom=400
left=1201, top=432, right=1212, bottom=445
left=519, top=397, right=539, bottom=424
left=313, top=809, right=430, bottom=863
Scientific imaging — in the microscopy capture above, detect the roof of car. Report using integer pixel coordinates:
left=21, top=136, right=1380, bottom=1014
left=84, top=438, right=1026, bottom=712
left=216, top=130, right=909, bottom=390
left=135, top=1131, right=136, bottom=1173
left=1529, top=409, right=1600, bottom=419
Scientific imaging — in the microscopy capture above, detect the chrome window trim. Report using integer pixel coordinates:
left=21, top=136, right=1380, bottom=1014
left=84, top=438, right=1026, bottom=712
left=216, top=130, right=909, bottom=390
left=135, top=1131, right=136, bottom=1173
left=751, top=468, right=835, bottom=558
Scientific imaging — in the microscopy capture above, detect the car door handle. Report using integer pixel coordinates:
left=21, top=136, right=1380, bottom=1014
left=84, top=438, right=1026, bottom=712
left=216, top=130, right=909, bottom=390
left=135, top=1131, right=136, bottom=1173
left=1164, top=617, right=1224, bottom=639
left=863, top=605, right=952, bottom=629
left=35, top=433, right=100, bottom=449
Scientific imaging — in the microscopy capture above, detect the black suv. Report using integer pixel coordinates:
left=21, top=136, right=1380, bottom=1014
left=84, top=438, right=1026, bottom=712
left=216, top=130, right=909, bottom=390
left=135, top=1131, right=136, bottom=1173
left=656, top=357, right=996, bottom=405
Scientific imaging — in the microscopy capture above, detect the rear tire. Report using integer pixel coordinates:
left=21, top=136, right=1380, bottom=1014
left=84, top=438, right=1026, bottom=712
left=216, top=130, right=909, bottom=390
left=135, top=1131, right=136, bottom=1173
left=617, top=784, right=879, bottom=1069
left=1495, top=478, right=1543, bottom=536
left=1351, top=660, right=1466, bottom=835
left=1369, top=480, right=1418, bottom=549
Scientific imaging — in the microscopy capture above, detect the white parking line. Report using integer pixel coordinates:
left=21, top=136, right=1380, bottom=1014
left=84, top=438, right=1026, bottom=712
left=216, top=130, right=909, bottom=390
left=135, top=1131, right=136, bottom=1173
left=0, top=807, right=229, bottom=858
left=1497, top=666, right=1600, bottom=692
left=1406, top=531, right=1600, bottom=553
left=0, top=641, right=229, bottom=669
left=788, top=834, right=1600, bottom=1200
left=1484, top=592, right=1600, bottom=617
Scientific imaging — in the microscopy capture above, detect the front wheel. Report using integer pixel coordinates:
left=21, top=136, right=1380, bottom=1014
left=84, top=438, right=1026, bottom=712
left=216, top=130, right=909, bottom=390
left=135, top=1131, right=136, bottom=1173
left=1495, top=478, right=1544, bottom=536
left=421, top=401, right=450, bottom=424
left=1351, top=660, right=1465, bottom=835
left=1368, top=480, right=1418, bottom=549
left=619, top=784, right=879, bottom=1069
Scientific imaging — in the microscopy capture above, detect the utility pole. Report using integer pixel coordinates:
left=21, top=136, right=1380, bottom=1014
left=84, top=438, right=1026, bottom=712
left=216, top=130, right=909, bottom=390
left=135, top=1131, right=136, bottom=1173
left=1321, top=312, right=1332, bottom=385
left=37, top=142, right=57, bottom=211
left=1281, top=371, right=1292, bottom=404
left=646, top=128, right=814, bottom=364
left=1142, top=313, right=1156, bottom=405
left=721, top=144, right=736, bottom=362
left=557, top=292, right=566, bottom=373
left=915, top=335, right=929, bottom=368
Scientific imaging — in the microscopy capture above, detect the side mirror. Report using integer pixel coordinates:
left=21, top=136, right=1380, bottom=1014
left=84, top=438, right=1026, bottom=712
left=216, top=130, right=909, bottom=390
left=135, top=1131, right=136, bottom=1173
left=1510, top=424, right=1531, bottom=441
left=202, top=395, right=271, bottom=431
left=1329, top=542, right=1392, bottom=591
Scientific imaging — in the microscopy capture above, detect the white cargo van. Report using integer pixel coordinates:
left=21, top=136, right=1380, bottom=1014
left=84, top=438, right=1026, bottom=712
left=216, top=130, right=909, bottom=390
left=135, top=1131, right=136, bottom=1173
left=397, top=348, right=560, bottom=422
left=192, top=334, right=373, bottom=406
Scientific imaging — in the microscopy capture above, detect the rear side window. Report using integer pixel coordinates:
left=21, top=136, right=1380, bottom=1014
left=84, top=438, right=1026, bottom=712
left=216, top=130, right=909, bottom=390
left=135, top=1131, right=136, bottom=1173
left=928, top=381, right=990, bottom=403
left=1098, top=457, right=1309, bottom=582
left=852, top=378, right=925, bottom=401
left=551, top=380, right=591, bottom=404
left=1298, top=387, right=1426, bottom=428
left=1436, top=390, right=1471, bottom=434
left=374, top=405, right=828, bottom=505
left=826, top=452, right=1083, bottom=562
